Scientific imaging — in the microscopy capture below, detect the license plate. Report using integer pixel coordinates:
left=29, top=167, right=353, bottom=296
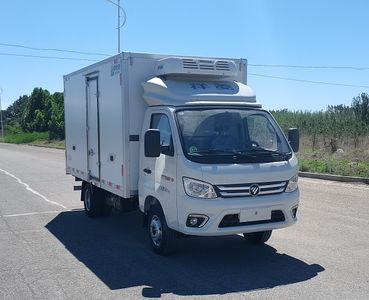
left=240, top=208, right=271, bottom=222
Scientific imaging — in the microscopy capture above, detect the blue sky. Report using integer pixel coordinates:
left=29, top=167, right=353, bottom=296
left=0, top=0, right=368, bottom=110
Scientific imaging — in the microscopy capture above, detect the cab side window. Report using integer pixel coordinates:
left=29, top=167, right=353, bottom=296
left=150, top=114, right=174, bottom=156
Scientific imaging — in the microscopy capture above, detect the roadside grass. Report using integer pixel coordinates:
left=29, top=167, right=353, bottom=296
left=297, top=136, right=369, bottom=178
left=4, top=132, right=49, bottom=144
left=2, top=131, right=64, bottom=148
left=299, top=158, right=369, bottom=178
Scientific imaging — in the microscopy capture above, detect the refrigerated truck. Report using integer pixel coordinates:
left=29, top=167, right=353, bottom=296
left=64, top=52, right=300, bottom=255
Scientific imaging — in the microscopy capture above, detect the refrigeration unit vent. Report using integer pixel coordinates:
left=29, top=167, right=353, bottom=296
left=156, top=57, right=238, bottom=77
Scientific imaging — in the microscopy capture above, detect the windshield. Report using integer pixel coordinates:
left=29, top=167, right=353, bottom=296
left=175, top=108, right=292, bottom=164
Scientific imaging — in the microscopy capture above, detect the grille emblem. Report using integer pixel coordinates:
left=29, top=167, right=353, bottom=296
left=250, top=184, right=260, bottom=196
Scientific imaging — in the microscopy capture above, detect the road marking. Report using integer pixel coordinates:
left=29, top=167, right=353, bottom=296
left=1, top=208, right=84, bottom=218
left=0, top=168, right=68, bottom=209
left=2, top=211, right=65, bottom=218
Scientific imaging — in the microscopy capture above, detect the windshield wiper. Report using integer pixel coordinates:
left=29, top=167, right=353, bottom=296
left=244, top=148, right=292, bottom=159
left=190, top=149, right=257, bottom=158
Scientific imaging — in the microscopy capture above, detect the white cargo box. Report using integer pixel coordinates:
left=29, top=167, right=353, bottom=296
left=64, top=52, right=248, bottom=198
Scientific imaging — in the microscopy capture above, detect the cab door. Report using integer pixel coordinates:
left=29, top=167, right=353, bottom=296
left=140, top=111, right=178, bottom=228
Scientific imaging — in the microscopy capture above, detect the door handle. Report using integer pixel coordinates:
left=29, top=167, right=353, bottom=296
left=143, top=168, right=152, bottom=174
left=88, top=149, right=95, bottom=156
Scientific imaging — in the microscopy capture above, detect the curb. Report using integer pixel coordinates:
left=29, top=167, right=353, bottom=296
left=0, top=142, right=65, bottom=150
left=299, top=171, right=369, bottom=185
left=27, top=144, right=65, bottom=150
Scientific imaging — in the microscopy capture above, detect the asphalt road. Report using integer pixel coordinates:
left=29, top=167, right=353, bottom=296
left=0, top=143, right=368, bottom=299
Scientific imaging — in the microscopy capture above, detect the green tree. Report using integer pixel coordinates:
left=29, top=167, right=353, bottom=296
left=21, top=88, right=51, bottom=132
left=4, top=95, right=29, bottom=125
left=48, top=92, right=65, bottom=139
left=352, top=93, right=369, bottom=126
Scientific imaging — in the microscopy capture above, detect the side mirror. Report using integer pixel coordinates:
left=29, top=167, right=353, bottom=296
left=288, top=128, right=300, bottom=153
left=144, top=129, right=161, bottom=157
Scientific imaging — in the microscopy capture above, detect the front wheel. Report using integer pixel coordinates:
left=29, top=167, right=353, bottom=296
left=148, top=205, right=177, bottom=255
left=243, top=230, right=272, bottom=244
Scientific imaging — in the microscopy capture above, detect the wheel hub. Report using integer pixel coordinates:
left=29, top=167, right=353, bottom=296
left=150, top=215, right=162, bottom=246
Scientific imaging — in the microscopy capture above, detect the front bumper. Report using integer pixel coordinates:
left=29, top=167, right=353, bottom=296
left=176, top=188, right=299, bottom=236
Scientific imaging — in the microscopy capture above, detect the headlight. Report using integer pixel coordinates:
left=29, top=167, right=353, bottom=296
left=285, top=174, right=298, bottom=192
left=183, top=177, right=217, bottom=199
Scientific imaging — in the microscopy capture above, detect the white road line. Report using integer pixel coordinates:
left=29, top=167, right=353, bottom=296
left=2, top=211, right=65, bottom=218
left=0, top=168, right=68, bottom=209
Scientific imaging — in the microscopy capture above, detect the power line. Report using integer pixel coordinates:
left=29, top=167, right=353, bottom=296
left=0, top=42, right=111, bottom=57
left=0, top=46, right=368, bottom=89
left=0, top=52, right=99, bottom=62
left=1, top=41, right=368, bottom=71
left=248, top=64, right=369, bottom=71
left=249, top=73, right=369, bottom=89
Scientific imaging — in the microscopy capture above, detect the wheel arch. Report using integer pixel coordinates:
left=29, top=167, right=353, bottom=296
left=142, top=196, right=163, bottom=227
left=144, top=196, right=162, bottom=214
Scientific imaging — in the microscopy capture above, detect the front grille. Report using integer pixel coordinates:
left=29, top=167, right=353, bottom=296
left=219, top=210, right=285, bottom=228
left=215, top=181, right=287, bottom=198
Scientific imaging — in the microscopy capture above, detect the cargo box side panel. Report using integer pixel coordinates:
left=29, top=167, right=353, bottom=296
left=98, top=57, right=126, bottom=197
left=64, top=74, right=88, bottom=180
left=127, top=56, right=158, bottom=195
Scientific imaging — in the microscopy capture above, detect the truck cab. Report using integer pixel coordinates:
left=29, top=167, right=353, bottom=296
left=138, top=58, right=299, bottom=254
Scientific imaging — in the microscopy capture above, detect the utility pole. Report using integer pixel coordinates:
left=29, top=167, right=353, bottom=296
left=0, top=89, right=4, bottom=141
left=118, top=0, right=120, bottom=53
left=105, top=0, right=126, bottom=54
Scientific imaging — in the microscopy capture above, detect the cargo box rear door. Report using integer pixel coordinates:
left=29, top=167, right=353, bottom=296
left=86, top=76, right=101, bottom=180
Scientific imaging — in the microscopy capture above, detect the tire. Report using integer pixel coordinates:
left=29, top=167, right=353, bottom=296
left=148, top=205, right=177, bottom=255
left=82, top=183, right=104, bottom=218
left=243, top=230, right=272, bottom=244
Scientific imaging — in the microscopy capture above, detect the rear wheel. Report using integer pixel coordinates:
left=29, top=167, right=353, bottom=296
left=243, top=230, right=272, bottom=244
left=82, top=182, right=104, bottom=218
left=148, top=205, right=177, bottom=255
